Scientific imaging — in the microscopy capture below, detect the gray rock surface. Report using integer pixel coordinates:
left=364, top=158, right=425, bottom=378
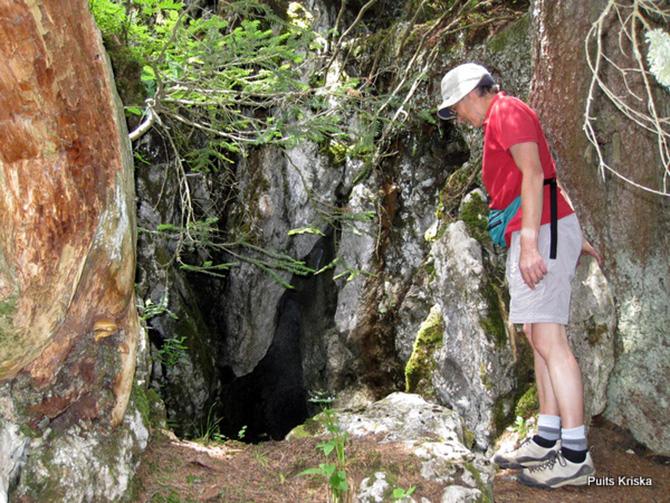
left=440, top=485, right=482, bottom=503
left=14, top=407, right=148, bottom=502
left=568, top=259, right=617, bottom=420
left=223, top=144, right=342, bottom=378
left=357, top=472, right=392, bottom=503
left=0, top=420, right=28, bottom=503
left=338, top=393, right=493, bottom=500
left=430, top=221, right=517, bottom=449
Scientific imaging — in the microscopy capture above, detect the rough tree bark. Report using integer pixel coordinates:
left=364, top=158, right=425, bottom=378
left=529, top=0, right=670, bottom=454
left=0, top=0, right=145, bottom=500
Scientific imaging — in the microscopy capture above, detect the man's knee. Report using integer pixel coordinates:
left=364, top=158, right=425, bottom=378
left=531, top=323, right=569, bottom=359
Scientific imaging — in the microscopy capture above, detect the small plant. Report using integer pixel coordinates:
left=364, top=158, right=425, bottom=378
left=307, top=390, right=335, bottom=410
left=157, top=335, right=188, bottom=366
left=139, top=293, right=178, bottom=322
left=511, top=415, right=532, bottom=439
left=237, top=424, right=248, bottom=441
left=299, top=408, right=349, bottom=503
left=391, top=485, right=416, bottom=501
left=196, top=402, right=225, bottom=444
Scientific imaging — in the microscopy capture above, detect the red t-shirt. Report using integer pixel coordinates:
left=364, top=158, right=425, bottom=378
left=482, top=93, right=574, bottom=245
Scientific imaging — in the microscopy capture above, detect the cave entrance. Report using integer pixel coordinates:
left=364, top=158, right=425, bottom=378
left=214, top=234, right=338, bottom=443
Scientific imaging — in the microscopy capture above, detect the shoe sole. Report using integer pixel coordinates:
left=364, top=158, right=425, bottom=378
left=518, top=470, right=595, bottom=489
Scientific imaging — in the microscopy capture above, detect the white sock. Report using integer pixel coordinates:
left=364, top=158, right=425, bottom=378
left=537, top=414, right=561, bottom=441
left=561, top=425, right=587, bottom=451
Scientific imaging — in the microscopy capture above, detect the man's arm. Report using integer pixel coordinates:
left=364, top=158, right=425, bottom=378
left=510, top=141, right=546, bottom=289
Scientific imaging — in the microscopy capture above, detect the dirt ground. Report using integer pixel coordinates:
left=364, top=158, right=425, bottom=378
left=133, top=417, right=669, bottom=502
left=493, top=416, right=670, bottom=502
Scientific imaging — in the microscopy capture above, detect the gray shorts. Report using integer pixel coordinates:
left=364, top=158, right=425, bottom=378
left=506, top=213, right=582, bottom=325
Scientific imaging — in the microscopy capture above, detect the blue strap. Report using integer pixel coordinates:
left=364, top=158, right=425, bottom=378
left=487, top=196, right=521, bottom=248
left=486, top=177, right=558, bottom=256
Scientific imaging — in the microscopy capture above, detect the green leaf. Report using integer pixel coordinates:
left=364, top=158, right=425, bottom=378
left=298, top=467, right=324, bottom=477
left=287, top=227, right=326, bottom=237
left=125, top=106, right=144, bottom=116
left=157, top=223, right=180, bottom=232
left=317, top=440, right=336, bottom=457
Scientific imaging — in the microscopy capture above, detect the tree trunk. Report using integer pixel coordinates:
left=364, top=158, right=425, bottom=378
left=530, top=0, right=670, bottom=454
left=0, top=0, right=145, bottom=499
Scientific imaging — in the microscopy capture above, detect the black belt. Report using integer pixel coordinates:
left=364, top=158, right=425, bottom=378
left=544, top=177, right=557, bottom=259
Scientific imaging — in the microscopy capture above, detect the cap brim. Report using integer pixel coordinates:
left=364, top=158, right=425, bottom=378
left=437, top=107, right=454, bottom=120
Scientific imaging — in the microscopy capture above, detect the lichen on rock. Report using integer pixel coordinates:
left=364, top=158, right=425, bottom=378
left=404, top=304, right=443, bottom=397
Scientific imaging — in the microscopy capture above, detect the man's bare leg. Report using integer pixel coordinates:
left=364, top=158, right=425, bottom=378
left=529, top=322, right=584, bottom=428
left=523, top=323, right=560, bottom=416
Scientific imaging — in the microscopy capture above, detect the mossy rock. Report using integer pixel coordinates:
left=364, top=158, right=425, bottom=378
left=587, top=321, right=609, bottom=346
left=479, top=279, right=508, bottom=349
left=458, top=191, right=489, bottom=245
left=132, top=384, right=166, bottom=430
left=286, top=416, right=321, bottom=440
left=404, top=305, right=444, bottom=397
left=486, top=13, right=530, bottom=54
left=464, top=462, right=494, bottom=503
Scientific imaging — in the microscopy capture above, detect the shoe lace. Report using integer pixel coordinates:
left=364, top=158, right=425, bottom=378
left=528, top=450, right=565, bottom=473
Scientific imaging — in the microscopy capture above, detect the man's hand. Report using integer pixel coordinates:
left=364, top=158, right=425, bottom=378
left=579, top=238, right=602, bottom=267
left=519, top=232, right=547, bottom=289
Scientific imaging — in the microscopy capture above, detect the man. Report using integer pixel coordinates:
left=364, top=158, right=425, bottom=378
left=436, top=63, right=601, bottom=488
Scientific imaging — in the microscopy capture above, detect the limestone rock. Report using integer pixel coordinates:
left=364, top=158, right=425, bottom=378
left=430, top=221, right=517, bottom=449
left=0, top=420, right=28, bottom=503
left=14, top=406, right=148, bottom=502
left=357, top=472, right=391, bottom=503
left=337, top=393, right=493, bottom=498
left=440, top=485, right=482, bottom=503
left=223, top=144, right=342, bottom=377
left=568, top=259, right=616, bottom=420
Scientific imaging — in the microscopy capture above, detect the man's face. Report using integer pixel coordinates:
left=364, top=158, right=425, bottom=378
left=451, top=91, right=482, bottom=128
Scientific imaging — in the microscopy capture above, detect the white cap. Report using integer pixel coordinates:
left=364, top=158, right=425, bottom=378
left=437, top=63, right=492, bottom=120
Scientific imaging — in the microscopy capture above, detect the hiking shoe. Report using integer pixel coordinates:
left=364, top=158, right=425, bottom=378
left=518, top=451, right=595, bottom=489
left=492, top=437, right=559, bottom=469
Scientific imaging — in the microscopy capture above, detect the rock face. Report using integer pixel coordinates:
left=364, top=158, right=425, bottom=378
left=0, top=0, right=146, bottom=500
left=430, top=221, right=517, bottom=449
left=530, top=0, right=670, bottom=453
left=335, top=393, right=494, bottom=502
left=134, top=143, right=221, bottom=436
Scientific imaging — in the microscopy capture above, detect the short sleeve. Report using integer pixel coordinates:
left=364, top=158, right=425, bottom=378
left=494, top=99, right=538, bottom=151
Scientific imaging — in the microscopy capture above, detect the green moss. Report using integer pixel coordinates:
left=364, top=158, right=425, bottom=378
left=132, top=384, right=166, bottom=431
left=0, top=292, right=17, bottom=346
left=514, top=384, right=538, bottom=419
left=464, top=462, right=493, bottom=503
left=321, top=140, right=348, bottom=167
left=105, top=42, right=145, bottom=108
left=287, top=416, right=321, bottom=439
left=438, top=163, right=476, bottom=221
left=486, top=13, right=530, bottom=54
left=0, top=293, right=16, bottom=316
left=479, top=281, right=507, bottom=348
left=458, top=191, right=490, bottom=245
left=492, top=397, right=512, bottom=436
left=462, top=427, right=476, bottom=450
left=479, top=363, right=494, bottom=392
left=404, top=305, right=443, bottom=397
left=286, top=424, right=313, bottom=439
left=19, top=423, right=40, bottom=439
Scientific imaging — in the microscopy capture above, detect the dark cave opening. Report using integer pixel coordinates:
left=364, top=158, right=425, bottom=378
left=214, top=232, right=339, bottom=443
